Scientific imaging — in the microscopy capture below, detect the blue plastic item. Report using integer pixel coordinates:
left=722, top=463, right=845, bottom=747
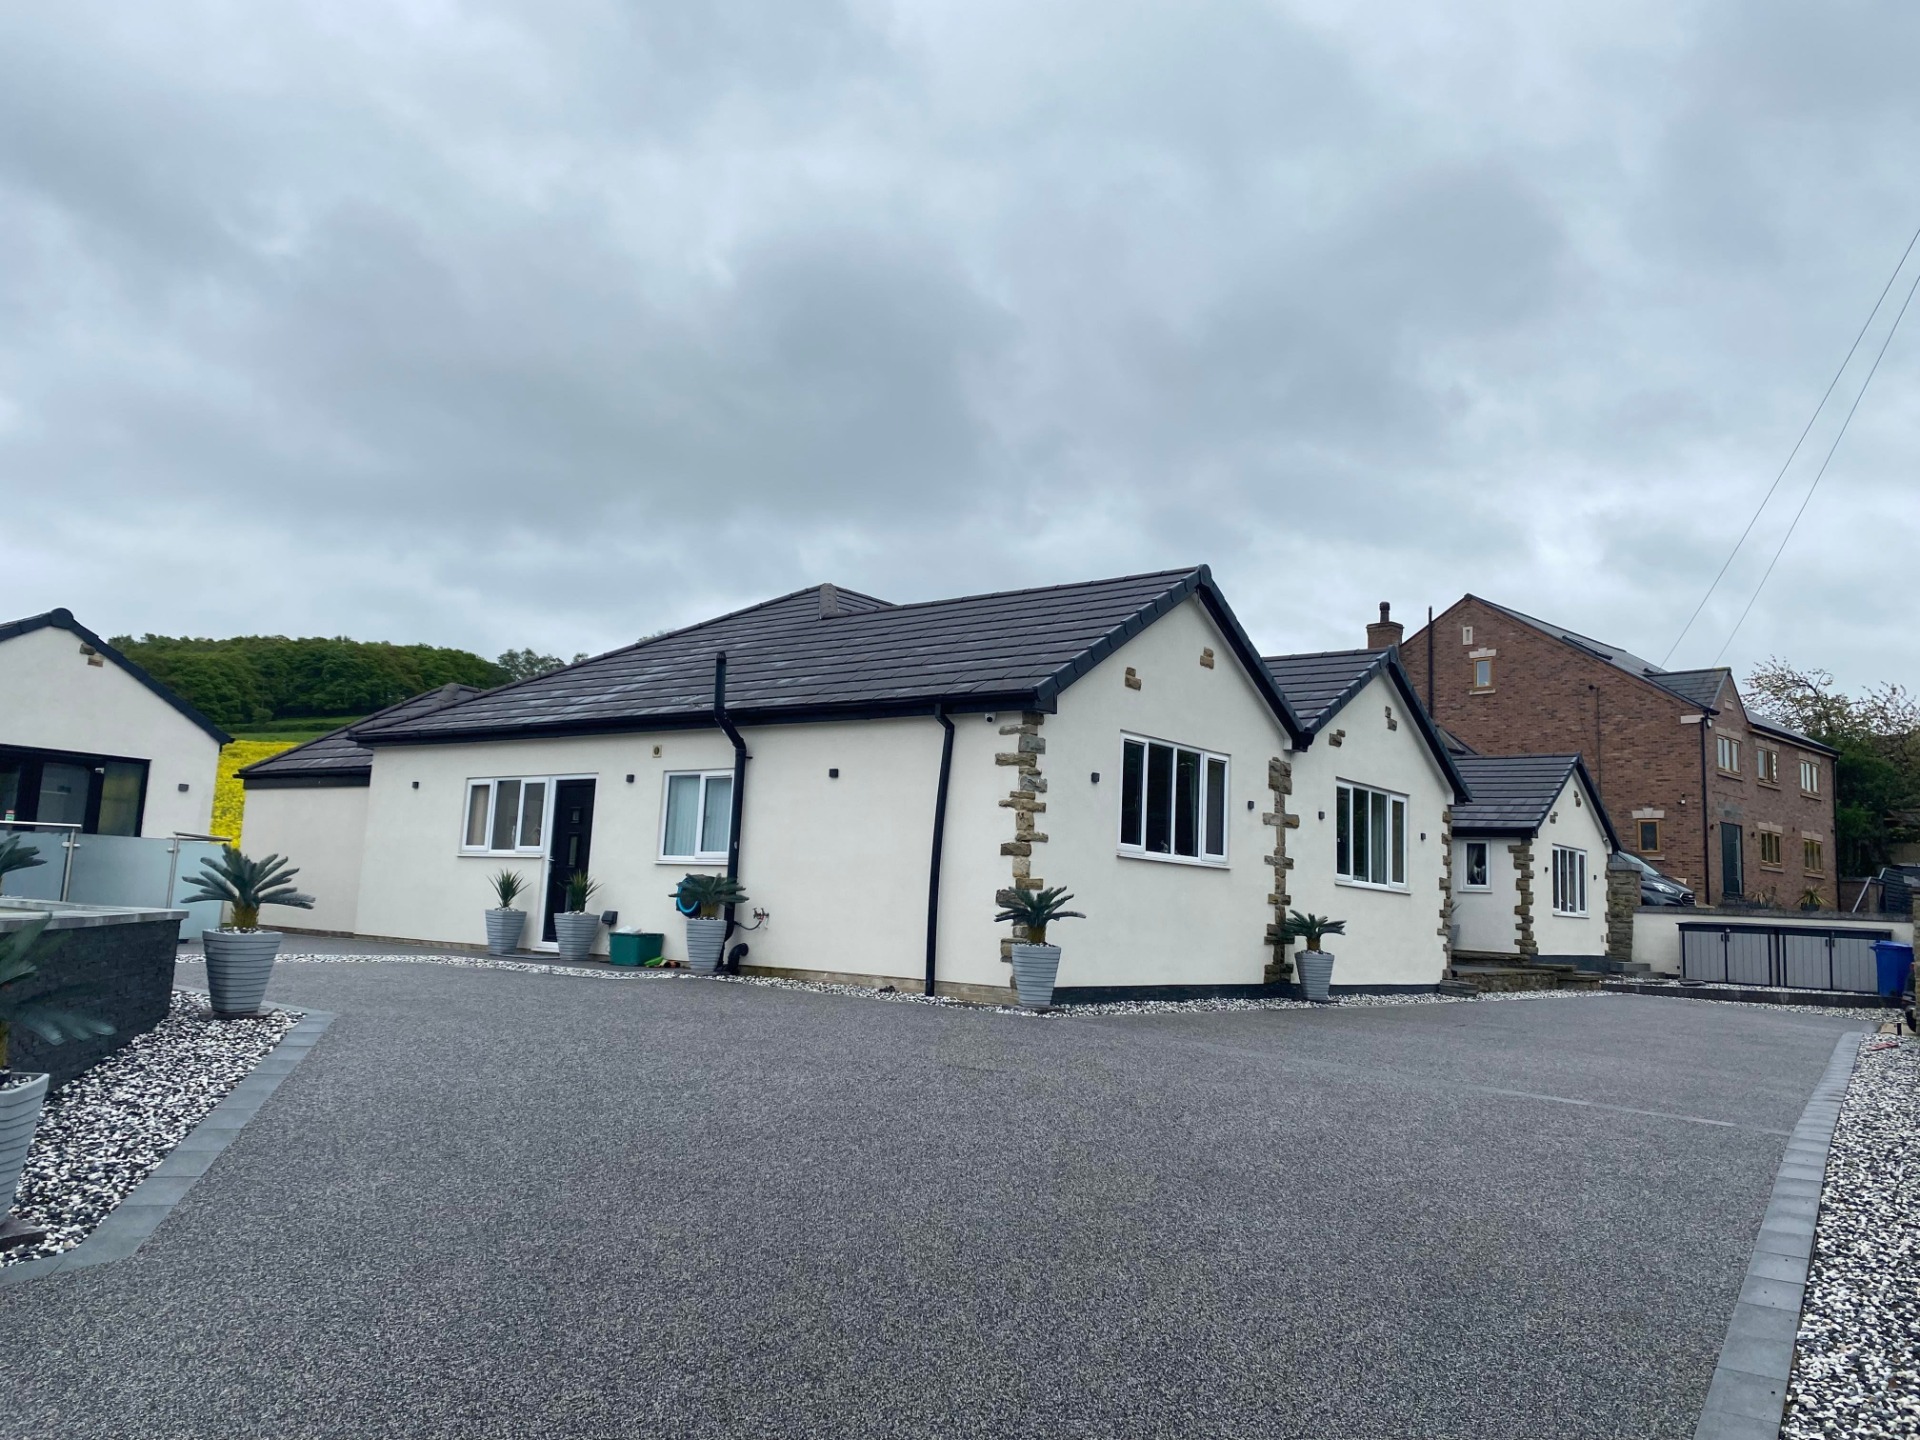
left=1871, top=940, right=1914, bottom=997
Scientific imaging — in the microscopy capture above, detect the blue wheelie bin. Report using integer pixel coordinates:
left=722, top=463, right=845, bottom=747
left=1872, top=940, right=1914, bottom=998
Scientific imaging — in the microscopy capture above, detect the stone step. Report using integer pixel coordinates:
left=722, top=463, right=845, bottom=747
left=1450, top=964, right=1605, bottom=994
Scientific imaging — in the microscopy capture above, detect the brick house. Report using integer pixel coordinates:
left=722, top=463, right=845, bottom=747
left=1392, top=597, right=1840, bottom=908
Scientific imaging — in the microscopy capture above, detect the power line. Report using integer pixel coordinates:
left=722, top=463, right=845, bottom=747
left=1711, top=255, right=1920, bottom=666
left=1662, top=223, right=1920, bottom=666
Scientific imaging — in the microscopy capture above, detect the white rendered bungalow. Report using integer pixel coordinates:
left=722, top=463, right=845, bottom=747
left=1261, top=647, right=1469, bottom=990
left=1448, top=754, right=1617, bottom=967
left=294, top=569, right=1341, bottom=1002
left=0, top=608, right=229, bottom=838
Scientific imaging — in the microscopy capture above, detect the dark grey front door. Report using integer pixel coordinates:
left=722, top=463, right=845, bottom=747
left=543, top=779, right=596, bottom=942
left=1720, top=822, right=1744, bottom=900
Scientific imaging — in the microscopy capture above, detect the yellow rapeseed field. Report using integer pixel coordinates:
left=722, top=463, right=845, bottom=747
left=212, top=741, right=298, bottom=844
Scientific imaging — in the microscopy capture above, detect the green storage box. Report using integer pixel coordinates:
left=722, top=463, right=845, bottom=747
left=608, top=931, right=665, bottom=967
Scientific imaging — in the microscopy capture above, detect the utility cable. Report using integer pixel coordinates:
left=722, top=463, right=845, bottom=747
left=1711, top=255, right=1920, bottom=666
left=1662, top=222, right=1920, bottom=666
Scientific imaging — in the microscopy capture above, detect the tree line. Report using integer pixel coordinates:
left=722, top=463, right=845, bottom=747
left=110, top=635, right=584, bottom=729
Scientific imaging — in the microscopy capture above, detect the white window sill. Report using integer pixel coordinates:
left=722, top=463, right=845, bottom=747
left=459, top=849, right=547, bottom=859
left=1551, top=910, right=1589, bottom=919
left=1336, top=877, right=1409, bottom=894
left=1117, top=849, right=1229, bottom=870
left=658, top=856, right=728, bottom=865
left=1457, top=885, right=1491, bottom=893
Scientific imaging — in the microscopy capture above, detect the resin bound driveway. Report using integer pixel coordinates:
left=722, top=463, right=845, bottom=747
left=0, top=957, right=1871, bottom=1440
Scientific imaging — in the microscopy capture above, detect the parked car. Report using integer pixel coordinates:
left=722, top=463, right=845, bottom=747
left=1618, top=852, right=1694, bottom=907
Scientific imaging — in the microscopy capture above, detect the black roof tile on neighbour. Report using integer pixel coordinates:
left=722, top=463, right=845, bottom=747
left=351, top=568, right=1312, bottom=746
left=238, top=685, right=482, bottom=784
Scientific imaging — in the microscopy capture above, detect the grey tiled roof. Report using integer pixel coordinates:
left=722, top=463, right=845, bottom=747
left=1451, top=754, right=1617, bottom=848
left=356, top=568, right=1310, bottom=745
left=1746, top=713, right=1838, bottom=756
left=239, top=685, right=482, bottom=783
left=1262, top=647, right=1472, bottom=801
left=1259, top=649, right=1385, bottom=734
left=1472, top=598, right=1734, bottom=711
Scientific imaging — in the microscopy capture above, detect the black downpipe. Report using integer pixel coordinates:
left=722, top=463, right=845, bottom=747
left=1697, top=716, right=1712, bottom=907
left=713, top=653, right=750, bottom=958
left=925, top=706, right=956, bottom=996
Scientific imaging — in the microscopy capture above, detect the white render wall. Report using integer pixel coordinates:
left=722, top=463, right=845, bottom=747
left=1631, top=909, right=1912, bottom=977
left=1449, top=772, right=1612, bottom=960
left=241, top=784, right=370, bottom=934
left=1286, top=671, right=1454, bottom=987
left=1017, top=597, right=1294, bottom=991
left=0, top=623, right=220, bottom=835
left=345, top=595, right=1297, bottom=993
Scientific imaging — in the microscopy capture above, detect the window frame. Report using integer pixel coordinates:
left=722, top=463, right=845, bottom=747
left=1636, top=819, right=1661, bottom=854
left=658, top=769, right=737, bottom=863
left=1551, top=844, right=1589, bottom=916
left=1116, top=734, right=1231, bottom=867
left=1755, top=747, right=1779, bottom=787
left=1716, top=734, right=1741, bottom=775
left=1802, top=837, right=1825, bottom=875
left=460, top=776, right=552, bottom=857
left=1799, top=758, right=1821, bottom=795
left=1471, top=657, right=1494, bottom=691
left=1336, top=780, right=1409, bottom=891
left=1758, top=830, right=1783, bottom=869
left=1460, top=840, right=1490, bottom=892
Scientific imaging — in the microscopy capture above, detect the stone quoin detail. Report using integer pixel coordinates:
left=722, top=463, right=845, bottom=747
left=1436, top=804, right=1454, bottom=972
left=1509, top=840, right=1538, bottom=957
left=1605, top=852, right=1638, bottom=966
left=1262, top=756, right=1295, bottom=984
left=995, top=711, right=1048, bottom=964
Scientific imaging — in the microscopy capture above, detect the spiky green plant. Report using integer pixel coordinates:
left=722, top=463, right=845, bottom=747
left=0, top=835, right=46, bottom=896
left=673, top=873, right=746, bottom=919
left=563, top=872, right=601, bottom=914
left=1280, top=911, right=1346, bottom=951
left=489, top=869, right=529, bottom=909
left=993, top=885, right=1086, bottom=947
left=180, top=847, right=314, bottom=931
left=0, top=914, right=114, bottom=1074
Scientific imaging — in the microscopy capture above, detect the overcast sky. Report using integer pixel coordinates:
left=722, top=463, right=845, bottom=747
left=3, top=1, right=1915, bottom=690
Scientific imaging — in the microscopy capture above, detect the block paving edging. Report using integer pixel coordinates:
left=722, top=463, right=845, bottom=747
left=0, top=1008, right=334, bottom=1288
left=1692, top=1029, right=1865, bottom=1439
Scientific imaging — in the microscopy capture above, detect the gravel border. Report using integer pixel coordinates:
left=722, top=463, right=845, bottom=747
left=225, top=950, right=1627, bottom=1017
left=1780, top=1034, right=1919, bottom=1439
left=0, top=991, right=317, bottom=1279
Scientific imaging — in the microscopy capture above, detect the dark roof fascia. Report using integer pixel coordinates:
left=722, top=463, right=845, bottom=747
left=350, top=690, right=1052, bottom=748
left=0, top=609, right=233, bottom=745
left=240, top=772, right=372, bottom=790
left=1449, top=756, right=1618, bottom=850
left=1745, top=715, right=1840, bottom=757
left=1379, top=651, right=1471, bottom=802
left=1056, top=568, right=1312, bottom=747
left=1570, top=756, right=1621, bottom=850
left=1464, top=594, right=1723, bottom=716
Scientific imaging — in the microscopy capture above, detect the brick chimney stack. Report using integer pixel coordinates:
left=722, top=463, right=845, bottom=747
left=1366, top=601, right=1403, bottom=651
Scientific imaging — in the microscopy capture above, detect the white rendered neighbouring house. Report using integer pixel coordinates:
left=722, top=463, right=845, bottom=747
left=1260, top=648, right=1470, bottom=988
left=0, top=608, right=229, bottom=838
left=244, top=567, right=1472, bottom=1000
left=1447, top=753, right=1617, bottom=966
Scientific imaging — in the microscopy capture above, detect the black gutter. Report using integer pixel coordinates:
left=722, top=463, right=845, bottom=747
left=924, top=706, right=956, bottom=997
left=713, top=653, right=751, bottom=953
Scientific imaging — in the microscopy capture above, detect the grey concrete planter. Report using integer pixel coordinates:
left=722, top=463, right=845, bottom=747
left=1297, top=949, right=1336, bottom=1002
left=684, top=916, right=727, bottom=973
left=553, top=912, right=600, bottom=963
left=0, top=1071, right=48, bottom=1210
left=201, top=929, right=283, bottom=1017
left=484, top=908, right=527, bottom=956
left=1010, top=943, right=1062, bottom=1009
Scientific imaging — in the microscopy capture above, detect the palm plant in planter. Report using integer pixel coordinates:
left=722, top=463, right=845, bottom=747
left=485, top=869, right=530, bottom=956
left=673, top=874, right=746, bottom=973
left=180, top=848, right=314, bottom=1018
left=994, top=885, right=1085, bottom=1009
left=0, top=835, right=45, bottom=895
left=1281, top=911, right=1346, bottom=1002
left=553, top=872, right=603, bottom=962
left=0, top=914, right=112, bottom=1241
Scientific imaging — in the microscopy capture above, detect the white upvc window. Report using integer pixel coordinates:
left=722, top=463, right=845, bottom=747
left=1118, top=735, right=1230, bottom=864
left=660, top=770, right=734, bottom=861
left=1461, top=840, right=1490, bottom=891
left=1552, top=845, right=1588, bottom=916
left=1336, top=782, right=1407, bottom=889
left=1799, top=758, right=1821, bottom=795
left=462, top=777, right=549, bottom=855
